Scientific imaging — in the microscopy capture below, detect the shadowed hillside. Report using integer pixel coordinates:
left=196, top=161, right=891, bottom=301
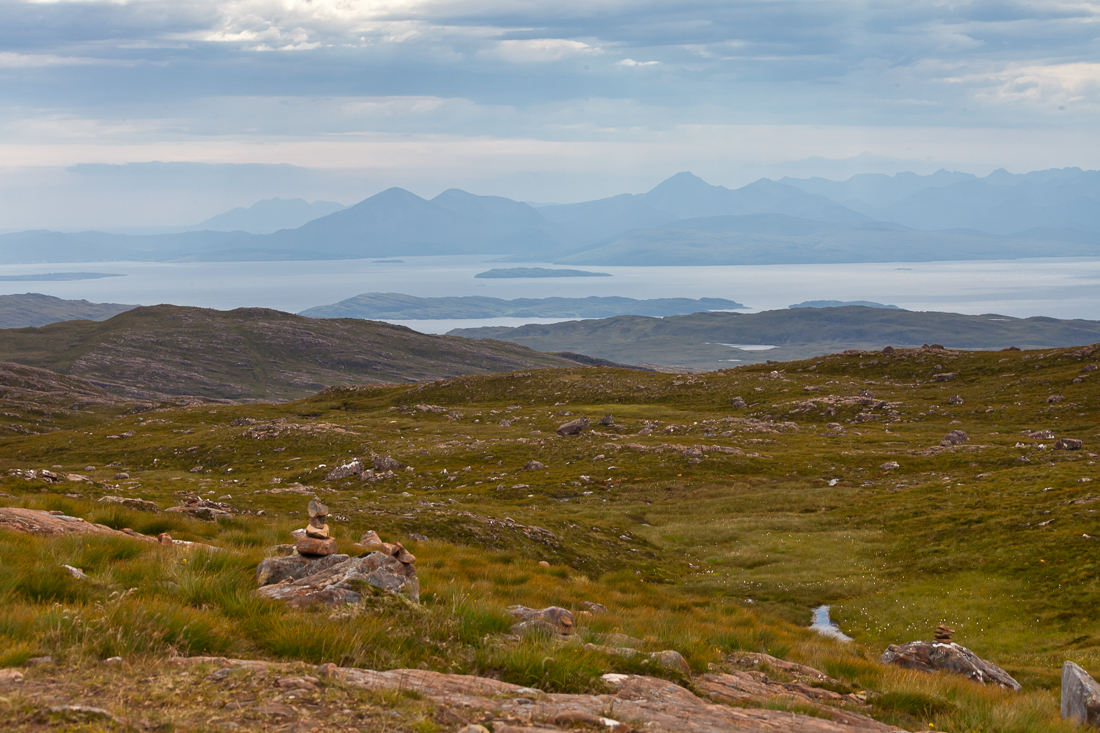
left=0, top=306, right=592, bottom=401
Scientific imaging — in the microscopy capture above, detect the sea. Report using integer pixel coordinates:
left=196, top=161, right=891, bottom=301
left=4, top=255, right=1100, bottom=334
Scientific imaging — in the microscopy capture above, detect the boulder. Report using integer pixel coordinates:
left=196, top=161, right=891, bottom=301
left=598, top=414, right=614, bottom=426
left=931, top=372, right=957, bottom=382
left=324, top=460, right=363, bottom=481
left=1029, top=429, right=1055, bottom=439
left=1062, top=661, right=1100, bottom=726
left=1048, top=394, right=1066, bottom=403
left=372, top=454, right=405, bottom=472
left=256, top=551, right=419, bottom=605
left=947, top=394, right=964, bottom=405
left=522, top=460, right=545, bottom=471
left=730, top=396, right=747, bottom=409
left=1055, top=438, right=1084, bottom=451
left=941, top=430, right=968, bottom=447
left=256, top=553, right=350, bottom=587
left=881, top=641, right=1020, bottom=691
left=556, top=417, right=589, bottom=436
left=507, top=605, right=574, bottom=635
left=295, top=537, right=337, bottom=557
left=98, top=496, right=160, bottom=513
left=880, top=461, right=899, bottom=470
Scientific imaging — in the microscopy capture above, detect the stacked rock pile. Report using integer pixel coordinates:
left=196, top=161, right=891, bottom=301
left=254, top=501, right=420, bottom=606
left=933, top=624, right=954, bottom=642
left=295, top=499, right=337, bottom=556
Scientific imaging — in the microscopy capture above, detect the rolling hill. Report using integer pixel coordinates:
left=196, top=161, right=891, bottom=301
left=0, top=293, right=139, bottom=328
left=0, top=305, right=597, bottom=401
left=450, top=306, right=1100, bottom=370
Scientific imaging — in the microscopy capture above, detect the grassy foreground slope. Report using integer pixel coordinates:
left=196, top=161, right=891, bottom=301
left=451, top=306, right=1100, bottom=369
left=0, top=305, right=589, bottom=401
left=0, top=343, right=1097, bottom=730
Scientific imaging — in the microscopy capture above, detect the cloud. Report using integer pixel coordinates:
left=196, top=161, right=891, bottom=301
left=482, top=38, right=602, bottom=63
left=618, top=59, right=659, bottom=67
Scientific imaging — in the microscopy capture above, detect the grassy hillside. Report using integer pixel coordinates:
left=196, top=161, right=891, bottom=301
left=0, top=344, right=1097, bottom=730
left=0, top=305, right=588, bottom=401
left=451, top=307, right=1100, bottom=370
left=0, top=293, right=137, bottom=328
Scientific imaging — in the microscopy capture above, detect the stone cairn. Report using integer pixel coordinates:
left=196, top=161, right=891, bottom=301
left=295, top=498, right=337, bottom=557
left=933, top=624, right=955, bottom=643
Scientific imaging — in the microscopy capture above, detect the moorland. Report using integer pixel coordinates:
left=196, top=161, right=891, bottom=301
left=0, top=337, right=1097, bottom=731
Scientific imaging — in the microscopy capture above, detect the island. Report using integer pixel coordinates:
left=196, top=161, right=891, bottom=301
left=474, top=267, right=611, bottom=279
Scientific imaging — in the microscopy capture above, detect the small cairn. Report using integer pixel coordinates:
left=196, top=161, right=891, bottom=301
left=933, top=624, right=955, bottom=643
left=296, top=498, right=337, bottom=557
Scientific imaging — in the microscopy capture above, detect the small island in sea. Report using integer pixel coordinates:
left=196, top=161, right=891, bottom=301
left=0, top=272, right=124, bottom=282
left=474, top=267, right=611, bottom=279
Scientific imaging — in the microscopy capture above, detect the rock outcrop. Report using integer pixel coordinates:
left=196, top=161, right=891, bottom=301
left=881, top=640, right=1020, bottom=691
left=1062, top=661, right=1100, bottom=726
left=256, top=552, right=419, bottom=606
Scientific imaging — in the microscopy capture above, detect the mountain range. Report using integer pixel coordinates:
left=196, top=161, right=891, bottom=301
left=4, top=168, right=1100, bottom=265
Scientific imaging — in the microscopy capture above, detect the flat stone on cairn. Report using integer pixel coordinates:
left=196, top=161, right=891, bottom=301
left=933, top=624, right=954, bottom=642
left=296, top=498, right=336, bottom=556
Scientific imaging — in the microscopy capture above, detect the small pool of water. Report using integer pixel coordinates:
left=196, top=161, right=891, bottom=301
left=810, top=605, right=853, bottom=642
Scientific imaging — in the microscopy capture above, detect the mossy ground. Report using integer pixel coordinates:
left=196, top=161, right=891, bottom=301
left=1, top=343, right=1097, bottom=731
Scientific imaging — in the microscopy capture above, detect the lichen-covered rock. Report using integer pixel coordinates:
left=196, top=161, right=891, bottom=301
left=881, top=641, right=1020, bottom=691
left=1055, top=438, right=1084, bottom=450
left=256, top=552, right=419, bottom=605
left=324, top=460, right=363, bottom=481
left=1062, top=661, right=1100, bottom=726
left=730, top=396, right=747, bottom=409
left=256, top=553, right=350, bottom=587
left=372, top=454, right=405, bottom=472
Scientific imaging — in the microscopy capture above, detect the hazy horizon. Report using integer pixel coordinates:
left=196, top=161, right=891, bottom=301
left=3, top=0, right=1099, bottom=230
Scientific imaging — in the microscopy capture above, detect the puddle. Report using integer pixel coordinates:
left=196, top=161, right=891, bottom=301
left=810, top=605, right=852, bottom=642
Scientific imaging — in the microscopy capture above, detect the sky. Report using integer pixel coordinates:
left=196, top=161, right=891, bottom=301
left=1, top=0, right=1099, bottom=230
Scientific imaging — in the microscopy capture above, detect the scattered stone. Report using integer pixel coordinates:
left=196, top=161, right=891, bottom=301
left=881, top=640, right=1021, bottom=691
left=0, top=669, right=23, bottom=684
left=61, top=564, right=87, bottom=580
left=931, top=372, right=957, bottom=382
left=457, top=726, right=491, bottom=733
left=882, top=346, right=895, bottom=354
left=880, top=461, right=899, bottom=470
left=1048, top=394, right=1066, bottom=404
left=1029, top=429, right=1055, bottom=439
left=522, top=460, right=545, bottom=471
left=256, top=553, right=351, bottom=586
left=102, top=656, right=122, bottom=665
left=189, top=466, right=203, bottom=473
left=598, top=414, right=615, bottom=425
left=1056, top=438, right=1084, bottom=451
left=1084, top=364, right=1099, bottom=373
left=409, top=532, right=428, bottom=542
left=114, top=472, right=129, bottom=480
left=579, top=601, right=608, bottom=614
left=538, top=560, right=550, bottom=568
left=556, top=417, right=589, bottom=436
left=296, top=536, right=338, bottom=557
left=940, top=430, right=968, bottom=447
left=25, top=656, right=53, bottom=666
left=98, top=496, right=160, bottom=513
left=325, top=460, right=363, bottom=481
left=83, top=465, right=95, bottom=472
left=358, top=530, right=383, bottom=551
left=947, top=394, right=964, bottom=405
left=730, top=396, right=747, bottom=409
left=1062, top=661, right=1100, bottom=726
left=290, top=528, right=307, bottom=540
left=164, top=496, right=235, bottom=521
